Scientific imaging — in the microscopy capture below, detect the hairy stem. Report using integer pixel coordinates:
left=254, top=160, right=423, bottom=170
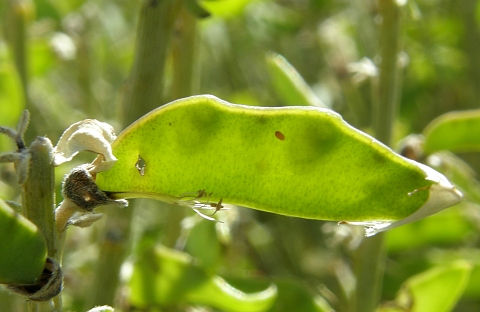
left=21, top=137, right=60, bottom=311
left=22, top=138, right=56, bottom=257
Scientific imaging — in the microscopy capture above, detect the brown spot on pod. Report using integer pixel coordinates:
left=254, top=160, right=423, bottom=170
left=275, top=131, right=285, bottom=140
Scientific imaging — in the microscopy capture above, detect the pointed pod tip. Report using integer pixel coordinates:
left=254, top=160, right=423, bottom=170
left=416, top=161, right=463, bottom=211
left=361, top=161, right=463, bottom=237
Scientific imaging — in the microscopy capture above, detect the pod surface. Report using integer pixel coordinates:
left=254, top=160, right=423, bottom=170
left=0, top=199, right=47, bottom=284
left=95, top=95, right=460, bottom=226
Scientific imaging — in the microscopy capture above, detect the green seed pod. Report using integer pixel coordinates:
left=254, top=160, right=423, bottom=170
left=0, top=199, right=47, bottom=285
left=95, top=95, right=462, bottom=236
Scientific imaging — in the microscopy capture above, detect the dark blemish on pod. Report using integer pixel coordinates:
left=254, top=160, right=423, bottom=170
left=196, top=189, right=212, bottom=201
left=257, top=115, right=268, bottom=125
left=210, top=198, right=223, bottom=216
left=169, top=122, right=172, bottom=126
left=196, top=189, right=207, bottom=198
left=275, top=131, right=285, bottom=140
left=135, top=155, right=146, bottom=176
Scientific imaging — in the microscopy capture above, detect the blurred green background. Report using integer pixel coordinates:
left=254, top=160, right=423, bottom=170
left=2, top=0, right=480, bottom=311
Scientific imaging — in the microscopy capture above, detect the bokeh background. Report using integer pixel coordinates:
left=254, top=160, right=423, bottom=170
left=1, top=0, right=480, bottom=311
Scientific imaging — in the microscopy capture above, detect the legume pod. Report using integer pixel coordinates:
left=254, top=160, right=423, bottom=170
left=95, top=95, right=462, bottom=236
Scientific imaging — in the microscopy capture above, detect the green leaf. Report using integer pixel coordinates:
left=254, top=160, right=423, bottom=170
left=267, top=280, right=333, bottom=312
left=387, top=207, right=473, bottom=253
left=221, top=276, right=333, bottom=312
left=95, top=95, right=462, bottom=235
left=378, top=261, right=471, bottom=312
left=184, top=218, right=222, bottom=268
left=423, top=109, right=480, bottom=154
left=266, top=52, right=327, bottom=108
left=0, top=198, right=47, bottom=285
left=423, top=249, right=480, bottom=300
left=129, top=245, right=277, bottom=311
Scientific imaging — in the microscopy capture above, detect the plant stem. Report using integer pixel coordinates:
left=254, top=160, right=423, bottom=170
left=352, top=234, right=386, bottom=312
left=0, top=288, right=16, bottom=312
left=6, top=2, right=62, bottom=310
left=85, top=0, right=182, bottom=308
left=21, top=137, right=60, bottom=311
left=373, top=0, right=403, bottom=146
left=86, top=209, right=135, bottom=306
left=76, top=20, right=96, bottom=117
left=171, top=6, right=200, bottom=100
left=4, top=0, right=47, bottom=143
left=352, top=1, right=403, bottom=312
left=4, top=0, right=30, bottom=106
left=459, top=0, right=480, bottom=109
left=120, top=0, right=183, bottom=126
left=22, top=138, right=57, bottom=257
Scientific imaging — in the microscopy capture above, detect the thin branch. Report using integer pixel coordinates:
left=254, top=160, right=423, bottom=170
left=0, top=109, right=30, bottom=150
left=0, top=127, right=17, bottom=141
left=16, top=110, right=30, bottom=150
left=353, top=1, right=404, bottom=312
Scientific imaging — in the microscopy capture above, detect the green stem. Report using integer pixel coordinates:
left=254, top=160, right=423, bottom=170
left=0, top=288, right=16, bottom=312
left=3, top=0, right=45, bottom=143
left=86, top=208, right=135, bottom=306
left=26, top=301, right=53, bottom=312
left=4, top=0, right=29, bottom=104
left=121, top=0, right=183, bottom=126
left=460, top=0, right=480, bottom=109
left=373, top=0, right=403, bottom=146
left=171, top=6, right=199, bottom=100
left=352, top=234, right=386, bottom=312
left=353, top=1, right=403, bottom=312
left=21, top=137, right=60, bottom=311
left=85, top=0, right=182, bottom=308
left=22, top=138, right=57, bottom=257
left=76, top=20, right=96, bottom=117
